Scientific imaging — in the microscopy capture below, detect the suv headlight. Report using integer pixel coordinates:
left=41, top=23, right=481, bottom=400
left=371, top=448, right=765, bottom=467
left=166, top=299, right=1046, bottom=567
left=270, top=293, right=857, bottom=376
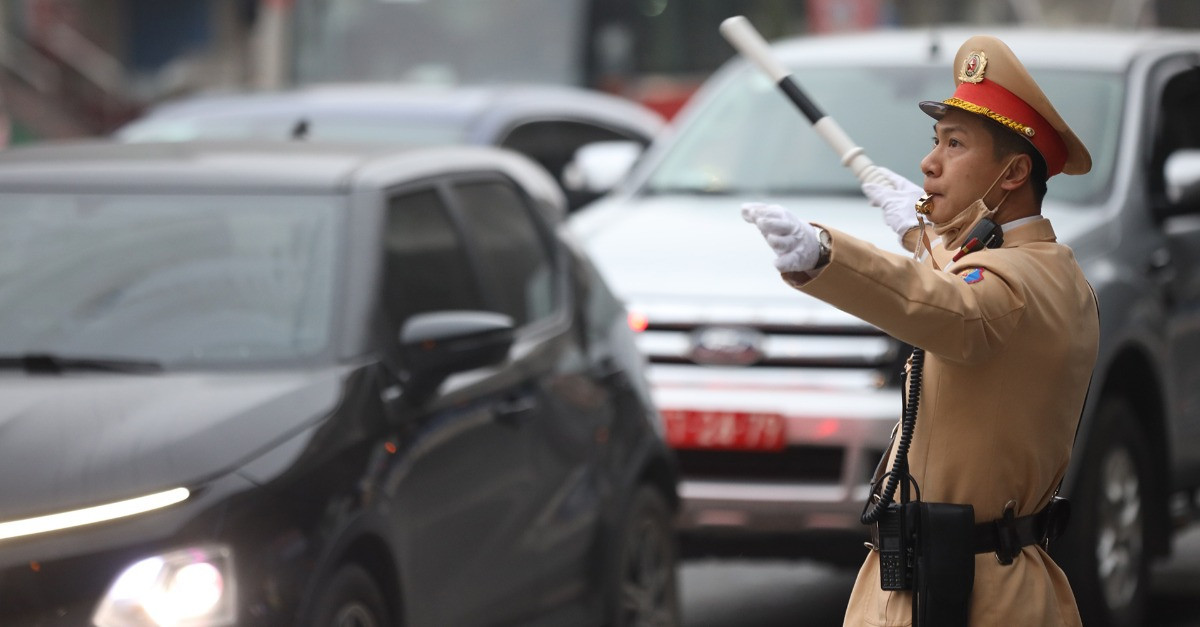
left=93, top=545, right=236, bottom=627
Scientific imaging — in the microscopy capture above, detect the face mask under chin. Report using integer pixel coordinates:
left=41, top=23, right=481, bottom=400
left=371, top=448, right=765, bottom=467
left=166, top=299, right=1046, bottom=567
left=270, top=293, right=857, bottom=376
left=932, top=198, right=996, bottom=251
left=930, top=156, right=1018, bottom=250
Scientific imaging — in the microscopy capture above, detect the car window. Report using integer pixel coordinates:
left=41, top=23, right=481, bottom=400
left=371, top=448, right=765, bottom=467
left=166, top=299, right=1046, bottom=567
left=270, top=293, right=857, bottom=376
left=1150, top=66, right=1200, bottom=199
left=383, top=188, right=486, bottom=331
left=0, top=193, right=340, bottom=366
left=501, top=120, right=641, bottom=180
left=450, top=179, right=556, bottom=327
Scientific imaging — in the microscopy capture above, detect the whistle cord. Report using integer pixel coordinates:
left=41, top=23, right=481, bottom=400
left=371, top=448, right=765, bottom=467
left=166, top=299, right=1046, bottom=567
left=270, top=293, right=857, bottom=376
left=861, top=346, right=924, bottom=524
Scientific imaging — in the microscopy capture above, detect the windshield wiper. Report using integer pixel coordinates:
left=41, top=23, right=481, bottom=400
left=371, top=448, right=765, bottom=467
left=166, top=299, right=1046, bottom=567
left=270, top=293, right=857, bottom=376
left=0, top=353, right=164, bottom=374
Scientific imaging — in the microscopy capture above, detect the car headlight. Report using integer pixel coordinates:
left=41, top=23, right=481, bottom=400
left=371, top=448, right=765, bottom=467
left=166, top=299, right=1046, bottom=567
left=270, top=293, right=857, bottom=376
left=93, top=545, right=236, bottom=627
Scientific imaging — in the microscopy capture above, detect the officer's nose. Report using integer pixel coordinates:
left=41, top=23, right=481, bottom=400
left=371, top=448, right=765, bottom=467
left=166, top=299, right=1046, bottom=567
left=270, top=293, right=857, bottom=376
left=919, top=149, right=939, bottom=182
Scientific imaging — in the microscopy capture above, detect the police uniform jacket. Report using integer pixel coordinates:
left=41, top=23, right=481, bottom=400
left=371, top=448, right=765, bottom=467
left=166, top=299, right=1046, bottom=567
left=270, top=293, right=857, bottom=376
left=783, top=217, right=1099, bottom=626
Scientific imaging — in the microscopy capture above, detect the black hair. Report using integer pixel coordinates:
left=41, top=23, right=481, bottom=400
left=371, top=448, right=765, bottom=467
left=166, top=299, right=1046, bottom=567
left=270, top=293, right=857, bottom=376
left=980, top=116, right=1048, bottom=203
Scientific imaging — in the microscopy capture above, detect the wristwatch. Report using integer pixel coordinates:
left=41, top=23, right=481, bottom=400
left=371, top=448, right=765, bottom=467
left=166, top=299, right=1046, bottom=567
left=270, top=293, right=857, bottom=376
left=815, top=226, right=832, bottom=268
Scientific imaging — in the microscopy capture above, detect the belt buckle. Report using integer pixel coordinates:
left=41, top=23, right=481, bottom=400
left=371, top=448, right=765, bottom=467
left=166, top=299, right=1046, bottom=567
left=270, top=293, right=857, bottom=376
left=995, top=499, right=1020, bottom=566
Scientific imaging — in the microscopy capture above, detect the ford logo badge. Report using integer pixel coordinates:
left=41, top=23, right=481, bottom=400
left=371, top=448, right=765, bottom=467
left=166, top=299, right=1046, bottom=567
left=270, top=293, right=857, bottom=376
left=690, top=326, right=765, bottom=366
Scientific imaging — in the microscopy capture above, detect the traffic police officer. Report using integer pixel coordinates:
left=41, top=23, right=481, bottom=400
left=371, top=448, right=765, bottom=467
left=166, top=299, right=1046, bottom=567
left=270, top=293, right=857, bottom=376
left=742, top=35, right=1100, bottom=625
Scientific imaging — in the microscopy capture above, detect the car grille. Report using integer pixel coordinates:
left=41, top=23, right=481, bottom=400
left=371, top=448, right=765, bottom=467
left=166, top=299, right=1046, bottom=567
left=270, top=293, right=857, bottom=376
left=635, top=318, right=908, bottom=386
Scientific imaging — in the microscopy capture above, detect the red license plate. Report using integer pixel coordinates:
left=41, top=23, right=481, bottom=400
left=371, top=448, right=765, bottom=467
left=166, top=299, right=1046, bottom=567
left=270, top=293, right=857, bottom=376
left=662, top=410, right=786, bottom=451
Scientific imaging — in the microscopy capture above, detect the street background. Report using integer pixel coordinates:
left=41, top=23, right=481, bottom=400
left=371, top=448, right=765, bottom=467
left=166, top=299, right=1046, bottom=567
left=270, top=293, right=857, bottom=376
left=2, top=1, right=1199, bottom=624
left=0, top=0, right=1196, bottom=145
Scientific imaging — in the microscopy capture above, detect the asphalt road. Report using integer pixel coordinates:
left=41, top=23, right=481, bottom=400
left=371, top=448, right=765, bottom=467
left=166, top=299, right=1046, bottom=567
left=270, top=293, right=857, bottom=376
left=680, top=527, right=1200, bottom=627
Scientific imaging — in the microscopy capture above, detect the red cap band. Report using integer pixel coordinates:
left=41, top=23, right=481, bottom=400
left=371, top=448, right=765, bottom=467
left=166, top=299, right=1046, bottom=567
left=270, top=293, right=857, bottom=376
left=947, top=80, right=1068, bottom=177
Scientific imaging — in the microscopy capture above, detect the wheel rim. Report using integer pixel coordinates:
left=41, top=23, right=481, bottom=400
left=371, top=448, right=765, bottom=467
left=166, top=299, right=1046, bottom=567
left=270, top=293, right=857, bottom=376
left=1095, top=442, right=1144, bottom=611
left=619, top=516, right=676, bottom=627
left=332, top=602, right=379, bottom=627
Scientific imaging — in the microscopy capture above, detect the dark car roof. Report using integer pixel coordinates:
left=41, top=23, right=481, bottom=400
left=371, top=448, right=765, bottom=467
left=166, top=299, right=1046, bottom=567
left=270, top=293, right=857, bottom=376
left=0, top=140, right=567, bottom=217
left=115, top=83, right=666, bottom=145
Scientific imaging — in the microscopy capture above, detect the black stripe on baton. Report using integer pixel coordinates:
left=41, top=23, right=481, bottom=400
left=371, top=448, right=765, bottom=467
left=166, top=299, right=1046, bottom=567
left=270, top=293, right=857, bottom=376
left=778, top=79, right=824, bottom=124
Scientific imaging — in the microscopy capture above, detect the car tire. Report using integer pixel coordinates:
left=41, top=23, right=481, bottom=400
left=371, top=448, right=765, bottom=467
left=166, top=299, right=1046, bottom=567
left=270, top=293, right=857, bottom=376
left=1054, top=396, right=1148, bottom=627
left=607, top=486, right=681, bottom=627
left=306, top=564, right=392, bottom=627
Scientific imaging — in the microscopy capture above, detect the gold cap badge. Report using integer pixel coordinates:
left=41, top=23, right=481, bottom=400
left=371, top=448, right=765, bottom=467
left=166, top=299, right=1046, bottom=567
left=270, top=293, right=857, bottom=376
left=958, top=51, right=987, bottom=84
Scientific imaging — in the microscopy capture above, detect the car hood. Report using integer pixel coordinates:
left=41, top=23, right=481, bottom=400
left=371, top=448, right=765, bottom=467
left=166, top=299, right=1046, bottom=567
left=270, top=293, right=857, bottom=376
left=570, top=194, right=905, bottom=324
left=0, top=367, right=352, bottom=520
left=569, top=193, right=1102, bottom=324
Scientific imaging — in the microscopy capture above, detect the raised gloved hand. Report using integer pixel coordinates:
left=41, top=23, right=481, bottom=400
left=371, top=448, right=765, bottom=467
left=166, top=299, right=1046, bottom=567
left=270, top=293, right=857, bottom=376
left=740, top=202, right=820, bottom=272
left=861, top=167, right=923, bottom=239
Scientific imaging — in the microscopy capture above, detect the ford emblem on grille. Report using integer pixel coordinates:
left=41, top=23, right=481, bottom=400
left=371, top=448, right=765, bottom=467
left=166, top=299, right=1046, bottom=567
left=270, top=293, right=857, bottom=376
left=690, top=326, right=765, bottom=366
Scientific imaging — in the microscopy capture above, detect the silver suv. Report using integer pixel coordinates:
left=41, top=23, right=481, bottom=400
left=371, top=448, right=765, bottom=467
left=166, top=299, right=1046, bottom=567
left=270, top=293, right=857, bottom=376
left=570, top=28, right=1200, bottom=627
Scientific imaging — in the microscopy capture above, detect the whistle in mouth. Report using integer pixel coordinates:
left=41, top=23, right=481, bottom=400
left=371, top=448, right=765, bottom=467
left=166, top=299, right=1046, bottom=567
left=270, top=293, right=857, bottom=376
left=915, top=194, right=933, bottom=215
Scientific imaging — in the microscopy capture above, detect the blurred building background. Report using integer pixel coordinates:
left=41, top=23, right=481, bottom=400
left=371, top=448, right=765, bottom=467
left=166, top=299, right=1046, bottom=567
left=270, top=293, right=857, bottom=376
left=0, top=0, right=1195, bottom=144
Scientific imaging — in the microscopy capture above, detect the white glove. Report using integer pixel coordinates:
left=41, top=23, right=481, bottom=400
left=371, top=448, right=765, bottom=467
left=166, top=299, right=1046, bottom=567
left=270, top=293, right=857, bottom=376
left=740, top=202, right=820, bottom=273
left=861, top=167, right=922, bottom=239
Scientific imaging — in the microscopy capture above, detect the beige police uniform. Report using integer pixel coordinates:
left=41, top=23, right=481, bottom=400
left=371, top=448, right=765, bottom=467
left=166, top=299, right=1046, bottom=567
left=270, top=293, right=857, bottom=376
left=785, top=214, right=1097, bottom=626
left=766, top=34, right=1101, bottom=625
left=739, top=31, right=1100, bottom=624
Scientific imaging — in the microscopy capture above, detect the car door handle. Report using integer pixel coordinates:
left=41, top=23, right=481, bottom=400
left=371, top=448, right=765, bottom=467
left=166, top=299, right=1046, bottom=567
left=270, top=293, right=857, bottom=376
left=495, top=396, right=538, bottom=424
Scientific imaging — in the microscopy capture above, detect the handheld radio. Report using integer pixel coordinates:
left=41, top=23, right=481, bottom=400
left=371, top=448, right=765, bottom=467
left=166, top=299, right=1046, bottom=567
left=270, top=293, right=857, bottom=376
left=876, top=503, right=915, bottom=590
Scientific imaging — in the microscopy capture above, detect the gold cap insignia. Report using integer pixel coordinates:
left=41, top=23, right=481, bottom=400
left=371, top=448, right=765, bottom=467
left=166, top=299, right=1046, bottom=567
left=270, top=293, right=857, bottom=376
left=958, top=51, right=987, bottom=84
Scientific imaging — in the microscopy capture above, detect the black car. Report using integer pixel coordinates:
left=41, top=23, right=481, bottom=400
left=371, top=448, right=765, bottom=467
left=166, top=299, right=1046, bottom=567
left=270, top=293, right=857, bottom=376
left=0, top=141, right=680, bottom=626
left=113, top=84, right=666, bottom=212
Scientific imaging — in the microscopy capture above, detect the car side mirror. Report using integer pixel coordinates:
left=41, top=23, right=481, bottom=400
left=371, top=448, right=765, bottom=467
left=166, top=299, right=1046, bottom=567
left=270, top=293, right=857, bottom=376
left=1165, top=149, right=1200, bottom=210
left=398, top=311, right=514, bottom=404
left=561, top=140, right=643, bottom=205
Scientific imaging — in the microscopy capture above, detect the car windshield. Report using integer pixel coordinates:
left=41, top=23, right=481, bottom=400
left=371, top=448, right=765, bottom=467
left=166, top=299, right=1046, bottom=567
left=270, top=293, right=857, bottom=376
left=118, top=112, right=469, bottom=145
left=0, top=193, right=341, bottom=368
left=644, top=64, right=1123, bottom=204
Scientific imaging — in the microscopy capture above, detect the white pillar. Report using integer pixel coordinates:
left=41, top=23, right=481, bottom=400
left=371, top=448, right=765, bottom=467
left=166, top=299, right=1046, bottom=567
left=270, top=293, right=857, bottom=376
left=254, top=0, right=292, bottom=90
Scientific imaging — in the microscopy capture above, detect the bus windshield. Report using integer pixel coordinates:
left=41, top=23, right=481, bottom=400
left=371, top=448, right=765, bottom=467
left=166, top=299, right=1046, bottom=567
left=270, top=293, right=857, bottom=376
left=291, top=0, right=813, bottom=118
left=294, top=0, right=588, bottom=85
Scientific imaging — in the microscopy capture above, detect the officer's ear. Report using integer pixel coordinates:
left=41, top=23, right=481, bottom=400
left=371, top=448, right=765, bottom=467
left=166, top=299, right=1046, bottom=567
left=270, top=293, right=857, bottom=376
left=998, top=153, right=1032, bottom=192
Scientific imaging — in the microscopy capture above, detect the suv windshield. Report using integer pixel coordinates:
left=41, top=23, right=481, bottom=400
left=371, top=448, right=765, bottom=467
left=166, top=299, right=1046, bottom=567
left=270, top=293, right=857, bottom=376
left=645, top=65, right=1123, bottom=204
left=0, top=193, right=341, bottom=368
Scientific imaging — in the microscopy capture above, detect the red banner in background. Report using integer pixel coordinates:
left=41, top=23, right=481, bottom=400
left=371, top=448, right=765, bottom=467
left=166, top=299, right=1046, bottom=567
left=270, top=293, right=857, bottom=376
left=807, top=0, right=881, bottom=33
